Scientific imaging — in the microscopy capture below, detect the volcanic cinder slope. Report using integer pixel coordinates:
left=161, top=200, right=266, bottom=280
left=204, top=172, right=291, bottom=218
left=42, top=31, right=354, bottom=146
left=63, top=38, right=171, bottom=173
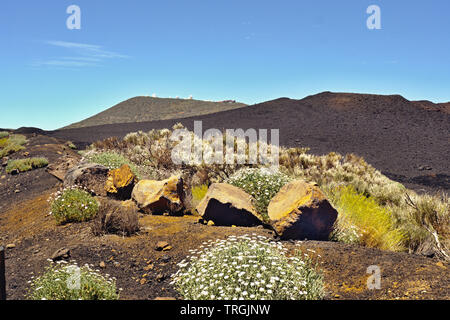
left=49, top=92, right=450, bottom=192
left=63, top=96, right=247, bottom=129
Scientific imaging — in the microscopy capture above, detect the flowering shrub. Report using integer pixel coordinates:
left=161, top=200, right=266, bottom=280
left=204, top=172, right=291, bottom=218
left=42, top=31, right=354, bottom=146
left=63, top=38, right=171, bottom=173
left=49, top=186, right=99, bottom=224
left=28, top=260, right=120, bottom=300
left=171, top=234, right=324, bottom=300
left=227, top=168, right=291, bottom=221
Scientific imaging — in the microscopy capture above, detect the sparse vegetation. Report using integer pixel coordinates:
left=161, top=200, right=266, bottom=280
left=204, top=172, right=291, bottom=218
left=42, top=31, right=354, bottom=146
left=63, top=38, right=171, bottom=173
left=0, top=131, right=9, bottom=139
left=227, top=168, right=291, bottom=221
left=84, top=151, right=140, bottom=178
left=86, top=125, right=450, bottom=256
left=397, top=192, right=450, bottom=260
left=6, top=157, right=48, bottom=173
left=64, top=96, right=246, bottom=129
left=49, top=186, right=99, bottom=224
left=171, top=234, right=324, bottom=300
left=66, top=141, right=77, bottom=149
left=28, top=260, right=120, bottom=300
left=0, top=134, right=28, bottom=158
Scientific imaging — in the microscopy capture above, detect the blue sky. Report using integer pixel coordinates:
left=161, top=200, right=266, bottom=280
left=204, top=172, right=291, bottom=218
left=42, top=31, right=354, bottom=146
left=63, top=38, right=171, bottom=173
left=1, top=0, right=449, bottom=130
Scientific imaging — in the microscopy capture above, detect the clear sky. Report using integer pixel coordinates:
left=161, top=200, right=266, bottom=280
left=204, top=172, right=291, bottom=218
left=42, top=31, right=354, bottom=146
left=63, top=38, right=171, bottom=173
left=1, top=0, right=449, bottom=130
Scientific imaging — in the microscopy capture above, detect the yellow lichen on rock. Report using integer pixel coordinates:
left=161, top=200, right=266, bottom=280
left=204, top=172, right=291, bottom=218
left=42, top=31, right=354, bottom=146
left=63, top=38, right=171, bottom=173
left=132, top=175, right=184, bottom=214
left=268, top=180, right=338, bottom=240
left=105, top=164, right=136, bottom=194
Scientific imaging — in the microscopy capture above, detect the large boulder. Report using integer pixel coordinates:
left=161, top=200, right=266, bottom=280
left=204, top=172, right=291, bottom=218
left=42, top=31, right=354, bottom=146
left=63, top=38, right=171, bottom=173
left=64, top=163, right=109, bottom=196
left=132, top=175, right=185, bottom=215
left=196, top=183, right=263, bottom=227
left=268, top=180, right=338, bottom=240
left=105, top=164, right=137, bottom=200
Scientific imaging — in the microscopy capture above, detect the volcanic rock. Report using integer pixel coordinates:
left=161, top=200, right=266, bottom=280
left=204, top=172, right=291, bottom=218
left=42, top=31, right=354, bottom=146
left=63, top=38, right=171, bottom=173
left=196, top=183, right=263, bottom=227
left=268, top=180, right=338, bottom=240
left=132, top=175, right=185, bottom=214
left=105, top=164, right=137, bottom=200
left=64, top=163, right=109, bottom=196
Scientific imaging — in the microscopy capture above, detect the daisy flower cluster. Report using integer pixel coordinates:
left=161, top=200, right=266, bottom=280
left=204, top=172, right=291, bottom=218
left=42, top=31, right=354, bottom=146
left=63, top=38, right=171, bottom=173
left=48, top=185, right=99, bottom=224
left=170, top=234, right=324, bottom=300
left=28, top=260, right=120, bottom=300
left=227, top=168, right=291, bottom=221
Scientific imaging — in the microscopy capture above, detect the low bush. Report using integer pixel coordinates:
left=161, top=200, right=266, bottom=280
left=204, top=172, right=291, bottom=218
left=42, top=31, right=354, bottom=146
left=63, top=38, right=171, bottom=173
left=171, top=234, right=324, bottom=300
left=6, top=157, right=48, bottom=173
left=92, top=199, right=139, bottom=236
left=227, top=168, right=291, bottom=221
left=395, top=192, right=450, bottom=259
left=327, top=186, right=405, bottom=251
left=0, top=131, right=9, bottom=139
left=28, top=260, right=120, bottom=300
left=0, top=134, right=27, bottom=158
left=84, top=151, right=140, bottom=178
left=49, top=186, right=99, bottom=224
left=66, top=141, right=77, bottom=149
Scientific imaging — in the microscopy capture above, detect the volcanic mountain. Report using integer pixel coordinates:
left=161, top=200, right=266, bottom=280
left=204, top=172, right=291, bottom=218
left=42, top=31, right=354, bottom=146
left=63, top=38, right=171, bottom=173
left=63, top=96, right=247, bottom=129
left=49, top=91, right=450, bottom=192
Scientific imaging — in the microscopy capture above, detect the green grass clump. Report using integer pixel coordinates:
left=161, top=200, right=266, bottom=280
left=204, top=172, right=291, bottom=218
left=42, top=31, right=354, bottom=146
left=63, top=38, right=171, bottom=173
left=171, top=234, right=324, bottom=300
left=66, top=141, right=77, bottom=149
left=327, top=186, right=405, bottom=251
left=6, top=157, right=48, bottom=173
left=227, top=168, right=291, bottom=221
left=0, top=134, right=28, bottom=158
left=50, top=187, right=99, bottom=224
left=0, top=131, right=9, bottom=139
left=85, top=151, right=140, bottom=178
left=28, top=261, right=119, bottom=300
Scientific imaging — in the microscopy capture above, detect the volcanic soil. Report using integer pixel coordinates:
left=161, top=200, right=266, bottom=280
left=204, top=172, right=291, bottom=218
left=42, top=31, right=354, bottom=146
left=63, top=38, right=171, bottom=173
left=0, top=132, right=449, bottom=300
left=48, top=92, right=450, bottom=194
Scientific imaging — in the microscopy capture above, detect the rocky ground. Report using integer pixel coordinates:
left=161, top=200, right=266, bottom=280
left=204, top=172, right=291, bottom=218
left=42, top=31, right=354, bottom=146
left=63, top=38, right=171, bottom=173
left=0, top=133, right=448, bottom=300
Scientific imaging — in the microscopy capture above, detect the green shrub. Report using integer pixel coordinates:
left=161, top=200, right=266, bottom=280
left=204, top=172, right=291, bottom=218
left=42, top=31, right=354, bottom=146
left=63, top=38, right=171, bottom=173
left=66, top=141, right=77, bottom=149
left=0, top=138, right=9, bottom=148
left=28, top=260, right=119, bottom=300
left=6, top=157, right=48, bottom=173
left=0, top=131, right=9, bottom=139
left=50, top=187, right=99, bottom=224
left=85, top=151, right=140, bottom=178
left=227, top=168, right=291, bottom=221
left=327, top=186, right=405, bottom=251
left=0, top=134, right=28, bottom=158
left=171, top=235, right=324, bottom=300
